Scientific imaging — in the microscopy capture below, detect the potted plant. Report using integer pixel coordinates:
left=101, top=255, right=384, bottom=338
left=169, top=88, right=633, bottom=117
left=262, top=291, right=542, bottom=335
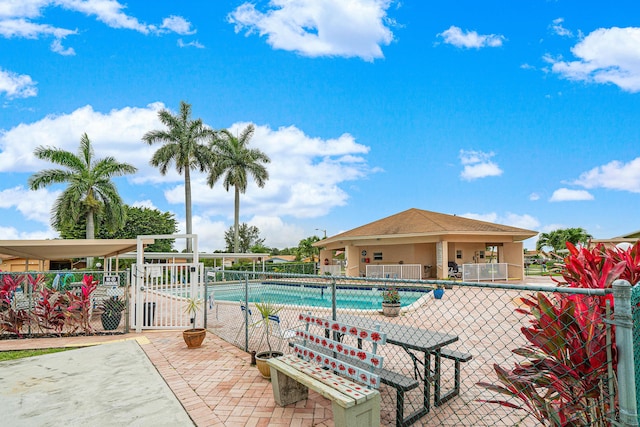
left=100, top=296, right=125, bottom=330
left=381, top=286, right=401, bottom=317
left=433, top=285, right=445, bottom=299
left=183, top=297, right=206, bottom=348
left=253, top=300, right=284, bottom=378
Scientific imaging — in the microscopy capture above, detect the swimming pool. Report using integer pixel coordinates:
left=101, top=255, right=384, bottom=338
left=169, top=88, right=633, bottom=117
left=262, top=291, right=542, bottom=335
left=207, top=282, right=431, bottom=310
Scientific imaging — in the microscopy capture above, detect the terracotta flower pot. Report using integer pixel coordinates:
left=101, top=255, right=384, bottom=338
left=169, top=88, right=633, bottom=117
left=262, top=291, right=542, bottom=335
left=255, top=350, right=283, bottom=378
left=382, top=302, right=401, bottom=317
left=183, top=328, right=207, bottom=348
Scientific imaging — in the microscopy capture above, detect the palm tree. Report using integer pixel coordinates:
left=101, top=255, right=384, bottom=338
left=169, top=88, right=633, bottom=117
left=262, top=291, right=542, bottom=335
left=536, top=228, right=592, bottom=253
left=207, top=124, right=270, bottom=253
left=142, top=101, right=215, bottom=252
left=297, top=236, right=320, bottom=262
left=28, top=133, right=137, bottom=240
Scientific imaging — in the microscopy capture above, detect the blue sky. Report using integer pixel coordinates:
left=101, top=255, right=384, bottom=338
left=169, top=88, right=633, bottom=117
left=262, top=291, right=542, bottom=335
left=1, top=0, right=639, bottom=252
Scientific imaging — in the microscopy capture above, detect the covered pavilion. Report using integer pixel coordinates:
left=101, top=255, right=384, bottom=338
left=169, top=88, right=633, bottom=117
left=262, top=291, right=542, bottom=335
left=313, top=208, right=538, bottom=280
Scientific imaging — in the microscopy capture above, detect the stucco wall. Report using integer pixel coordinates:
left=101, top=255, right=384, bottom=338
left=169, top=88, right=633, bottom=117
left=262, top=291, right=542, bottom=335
left=500, top=242, right=525, bottom=279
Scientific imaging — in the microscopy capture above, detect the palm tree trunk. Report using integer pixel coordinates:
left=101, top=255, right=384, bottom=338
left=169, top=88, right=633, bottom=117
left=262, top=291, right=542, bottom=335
left=234, top=186, right=240, bottom=253
left=86, top=210, right=95, bottom=239
left=86, top=210, right=95, bottom=267
left=185, top=167, right=193, bottom=253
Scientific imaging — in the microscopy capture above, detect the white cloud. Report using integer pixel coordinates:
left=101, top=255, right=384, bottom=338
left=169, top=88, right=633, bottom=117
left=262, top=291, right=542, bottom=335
left=460, top=212, right=540, bottom=231
left=0, top=102, right=165, bottom=174
left=437, top=25, right=505, bottom=49
left=549, top=188, right=594, bottom=202
left=50, top=38, right=75, bottom=55
left=131, top=199, right=158, bottom=210
left=529, top=193, right=540, bottom=201
left=0, top=225, right=57, bottom=241
left=550, top=18, right=573, bottom=38
left=172, top=215, right=228, bottom=252
left=228, top=0, right=394, bottom=61
left=0, top=106, right=376, bottom=249
left=549, top=27, right=640, bottom=92
left=165, top=122, right=374, bottom=219
left=0, top=1, right=195, bottom=55
left=0, top=67, right=37, bottom=98
left=572, top=157, right=640, bottom=193
left=0, top=18, right=77, bottom=39
left=459, top=149, right=503, bottom=181
left=177, top=39, right=204, bottom=49
left=57, top=0, right=153, bottom=34
left=248, top=216, right=305, bottom=249
left=0, top=185, right=60, bottom=224
left=0, top=1, right=49, bottom=20
left=161, top=16, right=196, bottom=35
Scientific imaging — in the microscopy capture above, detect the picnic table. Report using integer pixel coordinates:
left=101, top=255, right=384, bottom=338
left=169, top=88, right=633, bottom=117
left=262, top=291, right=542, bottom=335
left=337, top=314, right=467, bottom=426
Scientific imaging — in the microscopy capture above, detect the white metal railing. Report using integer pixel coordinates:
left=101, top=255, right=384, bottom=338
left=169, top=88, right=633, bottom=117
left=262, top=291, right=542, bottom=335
left=366, top=264, right=422, bottom=280
left=462, top=263, right=508, bottom=282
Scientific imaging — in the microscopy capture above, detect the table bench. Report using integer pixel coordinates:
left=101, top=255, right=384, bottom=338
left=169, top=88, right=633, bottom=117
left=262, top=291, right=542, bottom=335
left=267, top=313, right=386, bottom=427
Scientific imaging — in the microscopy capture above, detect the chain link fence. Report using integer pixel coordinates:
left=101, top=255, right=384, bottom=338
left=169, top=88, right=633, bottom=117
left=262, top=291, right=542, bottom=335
left=0, top=270, right=129, bottom=336
left=206, top=270, right=623, bottom=426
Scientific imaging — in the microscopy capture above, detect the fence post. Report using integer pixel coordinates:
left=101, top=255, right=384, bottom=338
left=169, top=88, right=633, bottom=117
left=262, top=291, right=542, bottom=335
left=614, top=279, right=639, bottom=426
left=331, top=277, right=337, bottom=321
left=244, top=275, right=250, bottom=352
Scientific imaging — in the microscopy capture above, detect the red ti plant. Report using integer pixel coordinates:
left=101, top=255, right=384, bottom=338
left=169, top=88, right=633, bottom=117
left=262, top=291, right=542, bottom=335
left=34, top=287, right=72, bottom=334
left=478, top=241, right=640, bottom=426
left=66, top=274, right=98, bottom=333
left=0, top=274, right=31, bottom=336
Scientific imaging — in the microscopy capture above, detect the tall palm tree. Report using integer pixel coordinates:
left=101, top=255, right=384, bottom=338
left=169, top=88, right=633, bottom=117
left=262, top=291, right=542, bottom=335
left=142, top=101, right=215, bottom=252
left=28, top=133, right=137, bottom=241
left=207, top=124, right=270, bottom=253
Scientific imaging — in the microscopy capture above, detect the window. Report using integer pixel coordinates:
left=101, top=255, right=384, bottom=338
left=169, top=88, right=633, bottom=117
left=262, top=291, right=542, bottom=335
left=456, top=250, right=462, bottom=259
left=479, top=251, right=485, bottom=259
left=373, top=252, right=383, bottom=261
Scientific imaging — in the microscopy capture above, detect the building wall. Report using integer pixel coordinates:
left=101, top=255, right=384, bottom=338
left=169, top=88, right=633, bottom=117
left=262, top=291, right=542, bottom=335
left=321, top=236, right=529, bottom=280
left=1, top=258, right=49, bottom=272
left=501, top=242, right=525, bottom=279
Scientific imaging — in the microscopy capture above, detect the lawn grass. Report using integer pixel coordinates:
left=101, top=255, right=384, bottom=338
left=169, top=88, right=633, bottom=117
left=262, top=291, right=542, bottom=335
left=0, top=347, right=74, bottom=362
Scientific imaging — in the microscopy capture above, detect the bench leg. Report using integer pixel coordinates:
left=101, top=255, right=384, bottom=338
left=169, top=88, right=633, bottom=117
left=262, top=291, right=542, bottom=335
left=270, top=367, right=308, bottom=406
left=434, top=359, right=460, bottom=406
left=332, top=393, right=380, bottom=427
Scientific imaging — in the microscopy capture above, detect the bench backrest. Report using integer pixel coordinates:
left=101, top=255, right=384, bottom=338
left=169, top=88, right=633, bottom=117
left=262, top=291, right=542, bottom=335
left=292, top=313, right=387, bottom=389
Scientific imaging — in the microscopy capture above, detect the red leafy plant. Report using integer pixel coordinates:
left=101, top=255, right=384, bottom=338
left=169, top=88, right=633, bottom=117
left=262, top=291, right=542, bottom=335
left=478, top=241, right=640, bottom=426
left=65, top=274, right=98, bottom=333
left=34, top=274, right=97, bottom=334
left=0, top=274, right=33, bottom=336
left=33, top=286, right=72, bottom=334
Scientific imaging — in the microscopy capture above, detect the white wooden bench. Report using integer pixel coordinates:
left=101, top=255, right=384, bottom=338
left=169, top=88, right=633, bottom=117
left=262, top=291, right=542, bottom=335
left=267, top=313, right=386, bottom=427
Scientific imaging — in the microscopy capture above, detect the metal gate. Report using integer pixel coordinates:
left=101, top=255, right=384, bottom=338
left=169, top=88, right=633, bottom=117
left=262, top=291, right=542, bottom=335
left=130, top=262, right=204, bottom=331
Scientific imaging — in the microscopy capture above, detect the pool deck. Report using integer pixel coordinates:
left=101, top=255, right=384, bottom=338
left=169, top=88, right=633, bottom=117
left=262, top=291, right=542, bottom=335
left=0, top=276, right=555, bottom=426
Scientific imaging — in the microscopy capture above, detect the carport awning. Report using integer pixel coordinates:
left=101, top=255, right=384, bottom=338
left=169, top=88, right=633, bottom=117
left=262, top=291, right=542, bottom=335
left=0, top=239, right=154, bottom=260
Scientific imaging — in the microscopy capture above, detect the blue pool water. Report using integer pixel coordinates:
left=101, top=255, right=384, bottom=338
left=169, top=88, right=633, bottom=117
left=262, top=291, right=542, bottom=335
left=208, top=282, right=430, bottom=310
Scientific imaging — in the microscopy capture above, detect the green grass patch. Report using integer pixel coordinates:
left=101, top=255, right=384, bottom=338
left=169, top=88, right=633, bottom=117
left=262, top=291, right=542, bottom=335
left=0, top=347, right=74, bottom=362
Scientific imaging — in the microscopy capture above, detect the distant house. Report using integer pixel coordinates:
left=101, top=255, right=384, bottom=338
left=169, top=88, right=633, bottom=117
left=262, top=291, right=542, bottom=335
left=591, top=230, right=640, bottom=249
left=267, top=255, right=297, bottom=264
left=313, top=208, right=537, bottom=280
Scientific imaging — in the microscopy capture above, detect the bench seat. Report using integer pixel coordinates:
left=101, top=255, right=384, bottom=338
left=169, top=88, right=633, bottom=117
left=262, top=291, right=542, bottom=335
left=267, top=314, right=386, bottom=427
